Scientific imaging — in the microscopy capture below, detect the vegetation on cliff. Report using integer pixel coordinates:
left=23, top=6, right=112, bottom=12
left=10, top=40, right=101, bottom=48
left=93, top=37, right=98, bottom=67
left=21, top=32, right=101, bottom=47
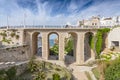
left=89, top=28, right=110, bottom=58
left=95, top=28, right=110, bottom=58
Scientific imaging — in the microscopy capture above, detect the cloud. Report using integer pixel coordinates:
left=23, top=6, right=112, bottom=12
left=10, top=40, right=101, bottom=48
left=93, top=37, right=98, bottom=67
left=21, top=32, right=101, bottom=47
left=0, top=0, right=120, bottom=26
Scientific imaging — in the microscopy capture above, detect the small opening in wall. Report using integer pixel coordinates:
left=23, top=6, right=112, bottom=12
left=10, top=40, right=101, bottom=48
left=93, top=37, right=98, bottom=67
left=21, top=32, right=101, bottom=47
left=111, top=41, right=119, bottom=47
left=16, top=43, right=19, bottom=45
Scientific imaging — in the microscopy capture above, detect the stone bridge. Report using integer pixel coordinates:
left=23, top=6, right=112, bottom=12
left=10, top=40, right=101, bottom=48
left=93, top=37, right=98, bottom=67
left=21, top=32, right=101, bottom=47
left=0, top=26, right=99, bottom=65
left=22, top=28, right=98, bottom=65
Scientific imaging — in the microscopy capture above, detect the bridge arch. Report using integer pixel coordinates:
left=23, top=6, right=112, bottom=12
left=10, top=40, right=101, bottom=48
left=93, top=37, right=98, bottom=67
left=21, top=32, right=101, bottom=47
left=84, top=32, right=94, bottom=62
left=64, top=32, right=78, bottom=64
left=31, top=31, right=42, bottom=57
left=48, top=32, right=59, bottom=60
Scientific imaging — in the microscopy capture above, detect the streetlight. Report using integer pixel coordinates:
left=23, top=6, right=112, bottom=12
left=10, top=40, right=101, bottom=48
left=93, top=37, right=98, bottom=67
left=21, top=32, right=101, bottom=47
left=23, top=12, right=27, bottom=28
left=7, top=15, right=9, bottom=29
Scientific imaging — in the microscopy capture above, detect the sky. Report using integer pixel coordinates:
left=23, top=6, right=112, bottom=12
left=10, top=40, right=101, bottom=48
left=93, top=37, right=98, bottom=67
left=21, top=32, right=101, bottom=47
left=0, top=0, right=120, bottom=26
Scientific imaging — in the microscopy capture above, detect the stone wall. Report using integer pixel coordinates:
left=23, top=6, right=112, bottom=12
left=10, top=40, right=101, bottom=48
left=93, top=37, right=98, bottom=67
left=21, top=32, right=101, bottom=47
left=0, top=45, right=30, bottom=62
left=0, top=61, right=29, bottom=76
left=0, top=29, right=24, bottom=47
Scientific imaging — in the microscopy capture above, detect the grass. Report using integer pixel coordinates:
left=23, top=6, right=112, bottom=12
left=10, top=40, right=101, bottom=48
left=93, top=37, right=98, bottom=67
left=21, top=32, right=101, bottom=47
left=85, top=71, right=92, bottom=80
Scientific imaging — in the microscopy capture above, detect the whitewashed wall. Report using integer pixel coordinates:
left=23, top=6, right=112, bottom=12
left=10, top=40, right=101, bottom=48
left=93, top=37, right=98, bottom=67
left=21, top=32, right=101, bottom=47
left=108, top=27, right=120, bottom=48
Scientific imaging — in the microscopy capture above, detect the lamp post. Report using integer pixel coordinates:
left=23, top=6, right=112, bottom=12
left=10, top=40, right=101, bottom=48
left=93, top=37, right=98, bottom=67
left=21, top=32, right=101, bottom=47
left=7, top=15, right=9, bottom=29
left=23, top=13, right=27, bottom=28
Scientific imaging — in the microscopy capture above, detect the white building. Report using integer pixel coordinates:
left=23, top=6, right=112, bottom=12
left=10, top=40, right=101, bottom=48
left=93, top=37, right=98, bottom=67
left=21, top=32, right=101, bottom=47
left=100, top=17, right=115, bottom=27
left=79, top=16, right=120, bottom=28
left=108, top=27, right=120, bottom=50
left=100, top=16, right=120, bottom=27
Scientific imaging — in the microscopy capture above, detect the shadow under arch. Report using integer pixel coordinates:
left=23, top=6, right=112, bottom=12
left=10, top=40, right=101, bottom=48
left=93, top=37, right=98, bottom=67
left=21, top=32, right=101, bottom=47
left=64, top=32, right=77, bottom=64
left=47, top=32, right=59, bottom=60
left=32, top=31, right=42, bottom=57
left=84, top=32, right=94, bottom=62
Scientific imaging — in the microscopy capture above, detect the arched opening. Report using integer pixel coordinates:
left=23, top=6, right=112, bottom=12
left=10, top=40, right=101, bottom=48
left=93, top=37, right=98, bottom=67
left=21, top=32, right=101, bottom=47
left=48, top=33, right=59, bottom=60
left=32, top=32, right=42, bottom=57
left=84, top=32, right=94, bottom=62
left=64, top=32, right=77, bottom=64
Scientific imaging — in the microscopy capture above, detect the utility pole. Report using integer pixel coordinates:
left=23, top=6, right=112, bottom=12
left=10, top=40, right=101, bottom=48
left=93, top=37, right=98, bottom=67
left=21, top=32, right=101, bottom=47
left=33, top=19, right=35, bottom=27
left=23, top=12, right=26, bottom=28
left=7, top=15, right=9, bottom=29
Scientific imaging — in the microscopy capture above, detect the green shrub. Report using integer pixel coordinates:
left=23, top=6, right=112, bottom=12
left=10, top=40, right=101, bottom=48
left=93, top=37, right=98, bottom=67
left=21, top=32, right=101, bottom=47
left=10, top=32, right=16, bottom=37
left=28, top=58, right=38, bottom=72
left=2, top=37, right=11, bottom=44
left=0, top=69, right=7, bottom=80
left=33, top=71, right=46, bottom=80
left=104, top=58, right=120, bottom=80
left=5, top=66, right=17, bottom=80
left=15, top=35, right=19, bottom=39
left=0, top=32, right=7, bottom=37
left=53, top=73, right=60, bottom=80
left=95, top=28, right=110, bottom=58
left=65, top=37, right=74, bottom=54
left=50, top=44, right=59, bottom=55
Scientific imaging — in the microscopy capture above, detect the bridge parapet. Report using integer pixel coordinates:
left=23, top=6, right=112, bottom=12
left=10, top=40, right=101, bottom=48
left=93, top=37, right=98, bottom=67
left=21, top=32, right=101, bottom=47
left=0, top=25, right=113, bottom=29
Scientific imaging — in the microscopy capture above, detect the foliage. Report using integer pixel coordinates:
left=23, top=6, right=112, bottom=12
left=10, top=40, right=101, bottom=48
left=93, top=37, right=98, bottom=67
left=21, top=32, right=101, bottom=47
left=15, top=35, right=20, bottom=39
left=28, top=59, right=46, bottom=80
left=53, top=73, right=60, bottom=80
left=0, top=66, right=17, bottom=80
left=2, top=37, right=11, bottom=44
left=28, top=58, right=38, bottom=72
left=95, top=28, right=110, bottom=58
left=100, top=52, right=120, bottom=61
left=50, top=44, right=59, bottom=55
left=33, top=71, right=46, bottom=80
left=104, top=58, right=120, bottom=80
left=0, top=32, right=7, bottom=37
left=6, top=66, right=17, bottom=80
left=0, top=69, right=7, bottom=80
left=10, top=32, right=16, bottom=37
left=96, top=32, right=103, bottom=58
left=65, top=37, right=74, bottom=54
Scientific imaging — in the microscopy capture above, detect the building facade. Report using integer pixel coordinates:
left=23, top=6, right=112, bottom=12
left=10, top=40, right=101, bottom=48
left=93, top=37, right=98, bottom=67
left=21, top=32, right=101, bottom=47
left=80, top=16, right=100, bottom=27
left=79, top=16, right=120, bottom=28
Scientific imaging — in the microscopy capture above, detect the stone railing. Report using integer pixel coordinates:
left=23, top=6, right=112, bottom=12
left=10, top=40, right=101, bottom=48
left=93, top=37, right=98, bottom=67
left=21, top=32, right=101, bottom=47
left=0, top=25, right=113, bottom=29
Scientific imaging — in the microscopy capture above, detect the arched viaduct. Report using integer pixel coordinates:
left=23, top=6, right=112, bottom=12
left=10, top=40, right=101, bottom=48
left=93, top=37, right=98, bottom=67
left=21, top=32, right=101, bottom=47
left=22, top=28, right=97, bottom=64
